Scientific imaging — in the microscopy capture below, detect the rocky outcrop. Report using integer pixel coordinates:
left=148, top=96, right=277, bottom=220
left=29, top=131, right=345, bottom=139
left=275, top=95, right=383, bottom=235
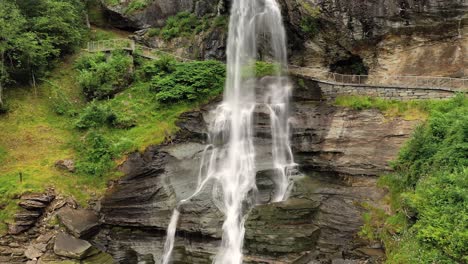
left=8, top=192, right=56, bottom=235
left=0, top=194, right=114, bottom=264
left=101, top=0, right=225, bottom=29
left=100, top=0, right=466, bottom=76
left=96, top=78, right=418, bottom=263
left=283, top=0, right=467, bottom=77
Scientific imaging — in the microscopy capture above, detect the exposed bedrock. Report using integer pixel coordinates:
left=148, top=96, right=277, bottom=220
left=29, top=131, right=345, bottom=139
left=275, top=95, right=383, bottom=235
left=101, top=0, right=467, bottom=76
left=97, top=78, right=418, bottom=263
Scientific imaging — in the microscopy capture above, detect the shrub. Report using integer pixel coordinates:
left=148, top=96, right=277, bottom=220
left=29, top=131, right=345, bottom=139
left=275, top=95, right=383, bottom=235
left=76, top=51, right=133, bottom=101
left=75, top=131, right=115, bottom=176
left=150, top=60, right=225, bottom=103
left=364, top=94, right=468, bottom=263
left=75, top=102, right=115, bottom=129
left=299, top=1, right=320, bottom=37
left=147, top=28, right=161, bottom=37
left=111, top=113, right=137, bottom=129
left=254, top=61, right=281, bottom=77
left=136, top=55, right=176, bottom=82
left=125, top=0, right=149, bottom=14
left=160, top=12, right=201, bottom=41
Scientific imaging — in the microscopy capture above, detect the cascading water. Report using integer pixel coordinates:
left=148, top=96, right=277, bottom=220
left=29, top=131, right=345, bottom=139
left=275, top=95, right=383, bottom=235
left=162, top=0, right=295, bottom=263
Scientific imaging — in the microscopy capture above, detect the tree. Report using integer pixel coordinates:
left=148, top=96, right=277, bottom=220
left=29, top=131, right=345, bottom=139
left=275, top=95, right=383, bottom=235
left=0, top=0, right=85, bottom=109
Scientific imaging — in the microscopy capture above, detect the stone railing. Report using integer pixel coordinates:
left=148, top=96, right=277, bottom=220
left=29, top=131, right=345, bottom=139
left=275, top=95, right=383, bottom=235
left=86, top=39, right=468, bottom=92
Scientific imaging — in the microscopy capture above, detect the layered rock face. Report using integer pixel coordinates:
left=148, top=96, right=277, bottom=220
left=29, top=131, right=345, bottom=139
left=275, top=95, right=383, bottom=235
left=96, top=78, right=419, bottom=263
left=102, top=0, right=226, bottom=29
left=283, top=0, right=467, bottom=77
left=101, top=0, right=467, bottom=76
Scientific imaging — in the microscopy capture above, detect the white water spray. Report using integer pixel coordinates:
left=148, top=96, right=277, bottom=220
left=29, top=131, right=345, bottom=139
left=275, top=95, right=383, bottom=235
left=162, top=0, right=294, bottom=263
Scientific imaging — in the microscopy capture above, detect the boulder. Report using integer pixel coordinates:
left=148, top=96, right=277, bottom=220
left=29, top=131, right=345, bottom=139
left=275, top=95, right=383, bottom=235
left=54, top=160, right=76, bottom=173
left=24, top=243, right=45, bottom=260
left=53, top=232, right=93, bottom=260
left=56, top=208, right=100, bottom=238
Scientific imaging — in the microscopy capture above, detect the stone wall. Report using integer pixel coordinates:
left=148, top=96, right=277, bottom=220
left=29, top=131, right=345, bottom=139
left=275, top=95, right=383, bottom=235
left=294, top=77, right=460, bottom=101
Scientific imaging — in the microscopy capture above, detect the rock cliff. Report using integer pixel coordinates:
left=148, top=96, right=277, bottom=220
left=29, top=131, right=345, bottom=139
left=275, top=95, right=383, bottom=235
left=101, top=0, right=467, bottom=76
left=96, top=78, right=419, bottom=263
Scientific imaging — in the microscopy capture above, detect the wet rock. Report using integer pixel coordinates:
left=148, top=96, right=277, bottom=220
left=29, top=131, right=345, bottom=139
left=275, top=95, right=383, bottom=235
left=53, top=232, right=93, bottom=260
left=56, top=208, right=100, bottom=238
left=245, top=198, right=321, bottom=255
left=97, top=81, right=416, bottom=262
left=54, top=160, right=76, bottom=173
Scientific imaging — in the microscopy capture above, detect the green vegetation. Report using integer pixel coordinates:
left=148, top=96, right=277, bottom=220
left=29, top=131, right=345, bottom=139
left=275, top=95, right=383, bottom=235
left=0, top=45, right=226, bottom=233
left=254, top=61, right=281, bottom=77
left=335, top=95, right=433, bottom=120
left=240, top=61, right=281, bottom=79
left=103, top=0, right=150, bottom=13
left=125, top=0, right=151, bottom=14
left=359, top=95, right=468, bottom=263
left=0, top=145, right=7, bottom=163
left=147, top=12, right=229, bottom=41
left=160, top=12, right=203, bottom=40
left=76, top=51, right=134, bottom=100
left=299, top=1, right=320, bottom=37
left=150, top=59, right=226, bottom=103
left=0, top=0, right=85, bottom=109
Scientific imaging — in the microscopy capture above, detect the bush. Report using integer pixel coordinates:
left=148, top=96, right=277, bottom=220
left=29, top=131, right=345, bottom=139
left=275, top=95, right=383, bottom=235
left=299, top=1, right=320, bottom=37
left=76, top=51, right=133, bottom=101
left=75, top=102, right=115, bottom=129
left=75, top=131, right=115, bottom=176
left=366, top=94, right=468, bottom=263
left=147, top=28, right=160, bottom=37
left=125, top=0, right=149, bottom=14
left=254, top=61, right=281, bottom=77
left=111, top=112, right=137, bottom=129
left=136, top=55, right=176, bottom=82
left=150, top=60, right=225, bottom=103
left=75, top=131, right=137, bottom=176
left=160, top=12, right=202, bottom=41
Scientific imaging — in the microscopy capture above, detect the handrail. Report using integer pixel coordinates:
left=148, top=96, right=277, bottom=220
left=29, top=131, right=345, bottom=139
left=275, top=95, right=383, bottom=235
left=86, top=39, right=468, bottom=91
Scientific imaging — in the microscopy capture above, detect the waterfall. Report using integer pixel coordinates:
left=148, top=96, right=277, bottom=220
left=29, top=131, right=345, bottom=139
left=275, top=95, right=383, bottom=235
left=162, top=0, right=294, bottom=263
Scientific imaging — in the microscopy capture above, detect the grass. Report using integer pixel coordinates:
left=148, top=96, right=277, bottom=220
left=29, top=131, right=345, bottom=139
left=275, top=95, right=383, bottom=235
left=0, top=29, right=135, bottom=234
left=334, top=95, right=435, bottom=120
left=0, top=45, right=216, bottom=234
left=0, top=56, right=107, bottom=233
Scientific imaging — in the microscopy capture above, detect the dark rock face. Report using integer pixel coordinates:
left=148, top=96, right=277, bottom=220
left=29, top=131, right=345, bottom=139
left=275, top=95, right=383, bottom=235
left=97, top=79, right=418, bottom=263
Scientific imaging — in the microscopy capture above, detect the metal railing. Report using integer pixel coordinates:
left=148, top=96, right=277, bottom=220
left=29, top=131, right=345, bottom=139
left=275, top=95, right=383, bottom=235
left=289, top=65, right=467, bottom=91
left=87, top=39, right=134, bottom=52
left=86, top=39, right=468, bottom=91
